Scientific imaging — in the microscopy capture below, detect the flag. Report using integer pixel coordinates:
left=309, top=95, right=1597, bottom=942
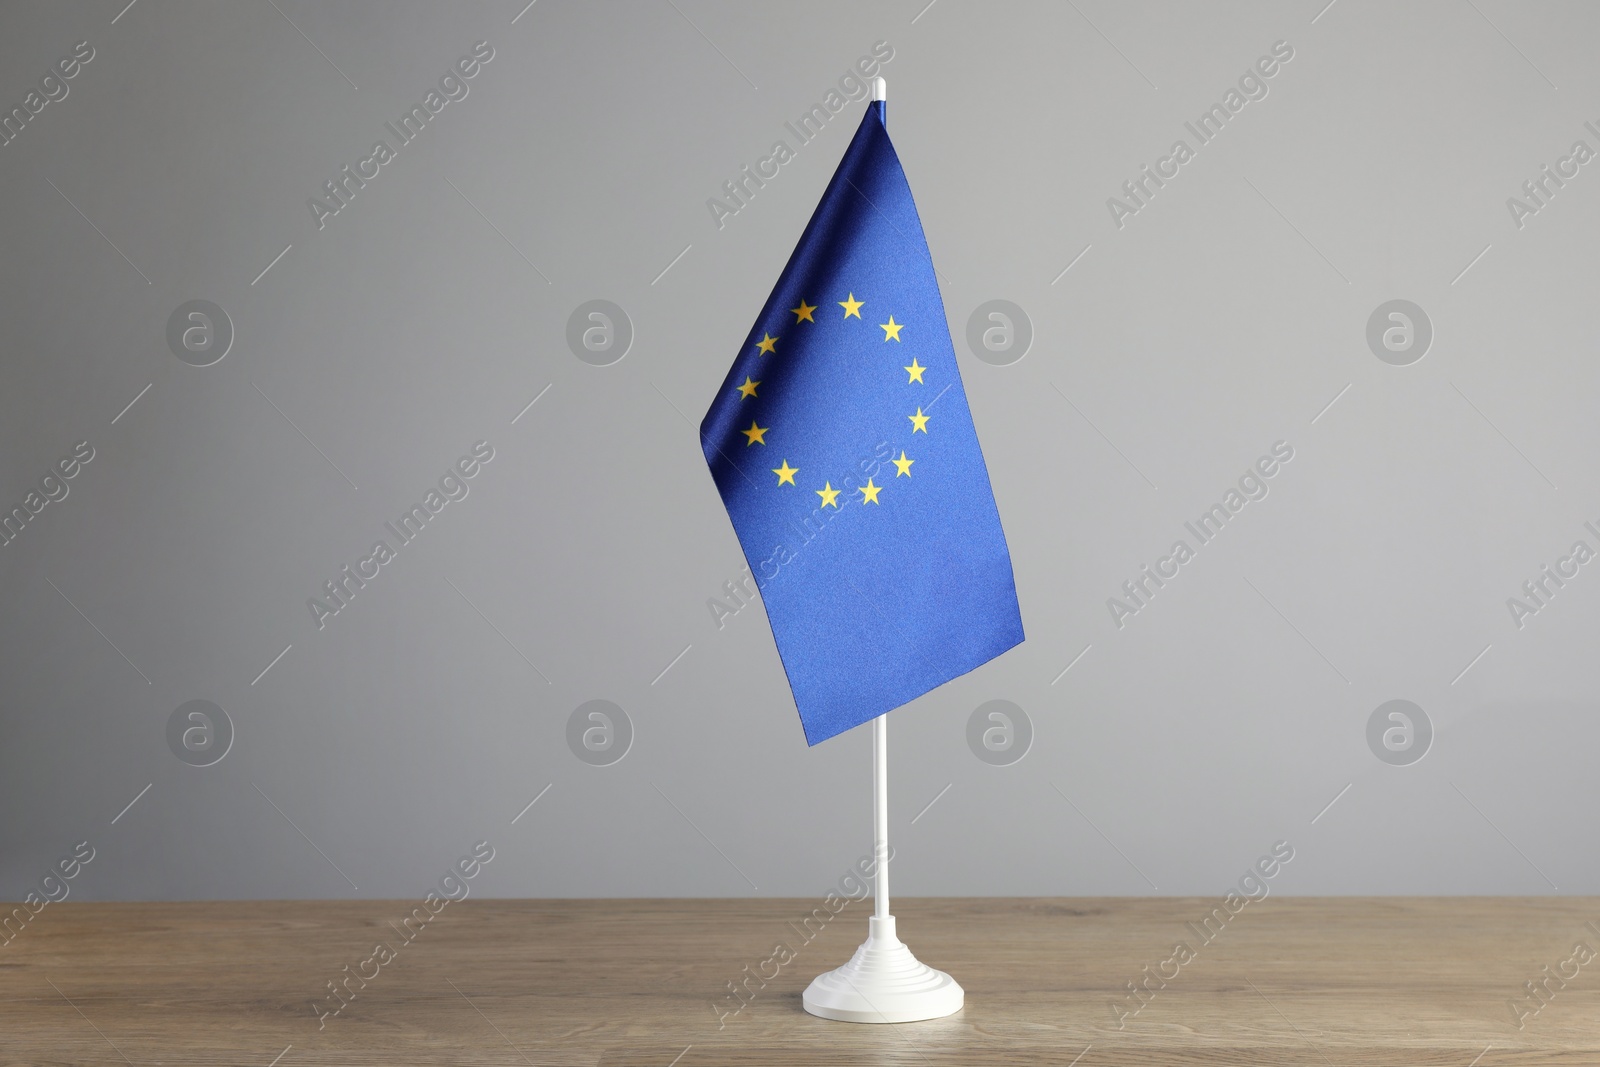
left=700, top=97, right=1023, bottom=746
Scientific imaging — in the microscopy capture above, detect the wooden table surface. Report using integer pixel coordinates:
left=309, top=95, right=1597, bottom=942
left=3, top=896, right=1598, bottom=1065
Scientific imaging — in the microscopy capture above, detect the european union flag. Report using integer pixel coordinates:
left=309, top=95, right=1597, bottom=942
left=701, top=97, right=1023, bottom=746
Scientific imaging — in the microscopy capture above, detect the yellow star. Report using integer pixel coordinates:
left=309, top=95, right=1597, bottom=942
left=893, top=451, right=913, bottom=477
left=838, top=293, right=864, bottom=319
left=816, top=482, right=840, bottom=508
left=790, top=300, right=816, bottom=324
left=742, top=420, right=768, bottom=446
left=880, top=316, right=904, bottom=342
left=755, top=332, right=779, bottom=355
left=736, top=376, right=760, bottom=400
left=858, top=478, right=882, bottom=505
left=772, top=460, right=798, bottom=485
left=904, top=358, right=926, bottom=384
left=909, top=407, right=929, bottom=433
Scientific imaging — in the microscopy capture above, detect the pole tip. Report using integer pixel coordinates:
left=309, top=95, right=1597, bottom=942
left=871, top=76, right=886, bottom=102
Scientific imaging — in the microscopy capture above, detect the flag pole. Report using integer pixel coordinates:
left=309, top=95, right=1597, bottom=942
left=874, top=712, right=888, bottom=921
left=801, top=73, right=964, bottom=1024
left=869, top=74, right=892, bottom=929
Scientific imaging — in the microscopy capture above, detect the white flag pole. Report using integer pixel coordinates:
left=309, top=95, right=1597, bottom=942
left=801, top=75, right=964, bottom=1024
left=874, top=712, right=889, bottom=921
left=871, top=74, right=891, bottom=930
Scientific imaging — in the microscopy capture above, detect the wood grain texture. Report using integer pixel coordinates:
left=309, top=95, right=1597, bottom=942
left=1, top=897, right=1598, bottom=1065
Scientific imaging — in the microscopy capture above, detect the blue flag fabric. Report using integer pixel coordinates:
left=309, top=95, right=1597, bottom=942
left=701, top=99, right=1023, bottom=746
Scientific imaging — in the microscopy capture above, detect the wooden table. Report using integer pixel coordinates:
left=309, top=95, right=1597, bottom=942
left=3, top=897, right=1598, bottom=1065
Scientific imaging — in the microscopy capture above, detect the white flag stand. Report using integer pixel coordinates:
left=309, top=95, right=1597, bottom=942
left=801, top=710, right=964, bottom=1022
left=800, top=75, right=963, bottom=1024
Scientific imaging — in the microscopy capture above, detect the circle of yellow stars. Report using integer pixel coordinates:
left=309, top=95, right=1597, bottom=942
left=733, top=290, right=929, bottom=508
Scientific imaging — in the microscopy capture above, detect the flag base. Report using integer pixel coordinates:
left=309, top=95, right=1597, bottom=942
left=802, top=914, right=963, bottom=1023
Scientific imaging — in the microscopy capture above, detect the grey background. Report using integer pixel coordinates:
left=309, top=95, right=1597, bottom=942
left=2, top=0, right=1595, bottom=902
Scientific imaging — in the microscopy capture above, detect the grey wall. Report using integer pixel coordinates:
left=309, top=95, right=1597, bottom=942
left=3, top=0, right=1597, bottom=902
